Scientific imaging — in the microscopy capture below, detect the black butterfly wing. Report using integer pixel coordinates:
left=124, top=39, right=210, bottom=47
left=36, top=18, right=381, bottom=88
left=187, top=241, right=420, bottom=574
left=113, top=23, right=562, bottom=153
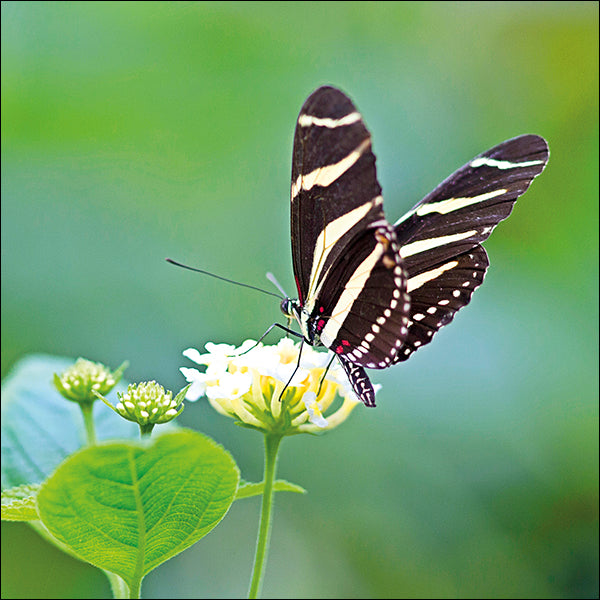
left=288, top=88, right=549, bottom=402
left=313, top=222, right=411, bottom=407
left=337, top=355, right=378, bottom=407
left=290, top=86, right=386, bottom=307
left=395, top=245, right=489, bottom=361
left=290, top=87, right=413, bottom=406
left=314, top=223, right=410, bottom=367
left=396, top=135, right=549, bottom=267
left=393, top=135, right=549, bottom=361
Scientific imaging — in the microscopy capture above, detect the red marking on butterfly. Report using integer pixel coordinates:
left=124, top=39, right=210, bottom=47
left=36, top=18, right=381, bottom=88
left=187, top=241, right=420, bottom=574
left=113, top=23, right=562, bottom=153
left=295, top=274, right=304, bottom=305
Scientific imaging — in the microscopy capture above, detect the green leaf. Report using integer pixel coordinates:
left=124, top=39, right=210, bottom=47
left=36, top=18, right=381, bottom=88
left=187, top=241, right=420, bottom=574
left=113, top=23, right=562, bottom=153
left=36, top=429, right=240, bottom=592
left=1, top=483, right=41, bottom=520
left=1, top=354, right=140, bottom=488
left=236, top=479, right=307, bottom=499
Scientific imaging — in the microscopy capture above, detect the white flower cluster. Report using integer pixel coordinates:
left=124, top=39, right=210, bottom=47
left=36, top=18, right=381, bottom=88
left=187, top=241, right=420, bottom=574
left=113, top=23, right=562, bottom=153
left=180, top=338, right=365, bottom=433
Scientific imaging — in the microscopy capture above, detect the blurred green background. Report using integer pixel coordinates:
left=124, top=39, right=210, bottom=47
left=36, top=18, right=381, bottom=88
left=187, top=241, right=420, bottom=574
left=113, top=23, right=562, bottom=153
left=2, top=1, right=598, bottom=598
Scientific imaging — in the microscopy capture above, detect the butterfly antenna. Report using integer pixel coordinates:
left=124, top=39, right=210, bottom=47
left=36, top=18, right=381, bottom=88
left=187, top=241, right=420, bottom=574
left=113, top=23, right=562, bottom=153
left=166, top=258, right=282, bottom=300
left=266, top=272, right=289, bottom=298
left=266, top=271, right=296, bottom=333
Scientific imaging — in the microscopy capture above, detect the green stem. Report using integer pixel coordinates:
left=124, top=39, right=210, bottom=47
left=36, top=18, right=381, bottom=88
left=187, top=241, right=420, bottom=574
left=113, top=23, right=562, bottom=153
left=128, top=577, right=142, bottom=599
left=80, top=403, right=97, bottom=445
left=139, top=423, right=155, bottom=438
left=248, top=433, right=283, bottom=599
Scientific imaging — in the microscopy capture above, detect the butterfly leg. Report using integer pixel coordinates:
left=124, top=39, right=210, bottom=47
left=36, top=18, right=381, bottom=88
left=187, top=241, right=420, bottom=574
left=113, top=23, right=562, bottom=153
left=316, top=353, right=336, bottom=397
left=231, top=322, right=303, bottom=357
left=276, top=338, right=305, bottom=403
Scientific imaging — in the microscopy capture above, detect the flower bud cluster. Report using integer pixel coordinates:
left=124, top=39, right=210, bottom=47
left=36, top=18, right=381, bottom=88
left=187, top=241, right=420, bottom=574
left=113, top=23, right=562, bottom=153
left=112, top=381, right=186, bottom=426
left=54, top=358, right=126, bottom=405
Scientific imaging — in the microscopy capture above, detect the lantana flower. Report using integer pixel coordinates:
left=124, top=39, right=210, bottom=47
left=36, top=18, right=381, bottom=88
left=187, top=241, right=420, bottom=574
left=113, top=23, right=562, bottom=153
left=180, top=337, right=367, bottom=435
left=181, top=337, right=378, bottom=597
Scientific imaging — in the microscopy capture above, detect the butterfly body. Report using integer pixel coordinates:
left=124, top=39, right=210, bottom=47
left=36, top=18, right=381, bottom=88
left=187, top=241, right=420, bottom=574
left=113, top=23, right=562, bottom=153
left=284, top=86, right=549, bottom=406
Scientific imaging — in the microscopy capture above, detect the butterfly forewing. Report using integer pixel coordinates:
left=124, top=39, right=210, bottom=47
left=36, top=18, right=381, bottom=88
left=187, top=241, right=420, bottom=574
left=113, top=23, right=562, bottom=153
left=395, top=135, right=549, bottom=269
left=291, top=86, right=386, bottom=307
left=392, top=134, right=549, bottom=360
left=289, top=87, right=412, bottom=405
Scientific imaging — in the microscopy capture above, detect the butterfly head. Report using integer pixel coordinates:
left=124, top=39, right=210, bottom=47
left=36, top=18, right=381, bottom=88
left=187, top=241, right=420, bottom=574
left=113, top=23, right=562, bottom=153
left=280, top=297, right=317, bottom=344
left=280, top=297, right=301, bottom=321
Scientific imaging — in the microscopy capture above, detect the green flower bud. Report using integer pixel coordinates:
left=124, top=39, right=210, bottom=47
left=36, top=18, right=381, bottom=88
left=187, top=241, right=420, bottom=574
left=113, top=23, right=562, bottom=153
left=100, top=381, right=187, bottom=429
left=54, top=358, right=127, bottom=405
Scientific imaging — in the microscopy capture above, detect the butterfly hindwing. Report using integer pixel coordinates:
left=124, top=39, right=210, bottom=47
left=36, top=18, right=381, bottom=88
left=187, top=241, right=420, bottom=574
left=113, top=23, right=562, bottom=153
left=315, top=222, right=410, bottom=369
left=395, top=245, right=489, bottom=362
left=337, top=355, right=377, bottom=407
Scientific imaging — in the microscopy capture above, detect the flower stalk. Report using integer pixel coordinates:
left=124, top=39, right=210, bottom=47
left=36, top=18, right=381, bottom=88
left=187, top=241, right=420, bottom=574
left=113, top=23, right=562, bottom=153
left=180, top=337, right=375, bottom=598
left=79, top=403, right=97, bottom=446
left=54, top=357, right=127, bottom=446
left=248, top=433, right=283, bottom=599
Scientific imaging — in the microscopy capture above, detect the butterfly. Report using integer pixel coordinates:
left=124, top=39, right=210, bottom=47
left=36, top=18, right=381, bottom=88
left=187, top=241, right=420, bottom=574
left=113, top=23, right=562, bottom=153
left=280, top=85, right=549, bottom=407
